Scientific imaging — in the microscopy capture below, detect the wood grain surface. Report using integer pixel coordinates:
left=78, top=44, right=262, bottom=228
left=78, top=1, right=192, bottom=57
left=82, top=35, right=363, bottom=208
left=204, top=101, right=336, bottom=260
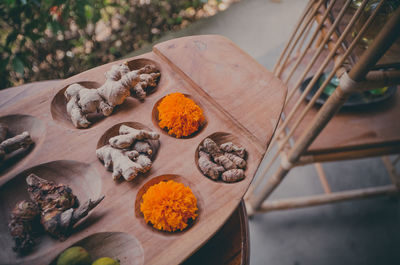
left=0, top=35, right=286, bottom=265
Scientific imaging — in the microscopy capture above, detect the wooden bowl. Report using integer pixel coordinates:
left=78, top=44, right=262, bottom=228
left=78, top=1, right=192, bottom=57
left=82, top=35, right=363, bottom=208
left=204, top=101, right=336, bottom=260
left=97, top=121, right=160, bottom=161
left=152, top=93, right=208, bottom=139
left=51, top=58, right=161, bottom=130
left=134, top=174, right=203, bottom=234
left=51, top=81, right=102, bottom=129
left=49, top=232, right=144, bottom=265
left=0, top=160, right=102, bottom=264
left=0, top=114, right=45, bottom=176
left=195, top=132, right=248, bottom=183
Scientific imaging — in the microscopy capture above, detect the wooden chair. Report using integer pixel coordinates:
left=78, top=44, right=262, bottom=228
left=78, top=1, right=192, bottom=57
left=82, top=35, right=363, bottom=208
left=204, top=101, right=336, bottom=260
left=245, top=0, right=400, bottom=214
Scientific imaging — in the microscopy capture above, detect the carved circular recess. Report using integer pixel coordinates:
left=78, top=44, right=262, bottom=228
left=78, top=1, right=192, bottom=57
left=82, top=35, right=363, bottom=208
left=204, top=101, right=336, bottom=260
left=0, top=160, right=102, bottom=263
left=134, top=174, right=203, bottom=235
left=125, top=58, right=161, bottom=96
left=97, top=121, right=160, bottom=161
left=0, top=114, right=45, bottom=176
left=50, top=232, right=144, bottom=265
left=151, top=93, right=207, bottom=139
left=51, top=81, right=102, bottom=129
left=195, top=132, right=248, bottom=183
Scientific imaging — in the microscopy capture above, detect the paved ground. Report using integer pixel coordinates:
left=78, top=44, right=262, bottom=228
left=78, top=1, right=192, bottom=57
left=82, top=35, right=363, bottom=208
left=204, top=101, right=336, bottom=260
left=132, top=1, right=400, bottom=264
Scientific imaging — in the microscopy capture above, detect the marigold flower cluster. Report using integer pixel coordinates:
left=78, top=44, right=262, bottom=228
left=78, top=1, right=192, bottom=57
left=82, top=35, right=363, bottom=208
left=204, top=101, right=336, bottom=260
left=140, top=180, right=198, bottom=232
left=157, top=92, right=205, bottom=138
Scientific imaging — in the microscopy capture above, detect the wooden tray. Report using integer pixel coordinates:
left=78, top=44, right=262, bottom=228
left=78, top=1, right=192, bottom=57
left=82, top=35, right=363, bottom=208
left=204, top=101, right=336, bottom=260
left=0, top=35, right=286, bottom=265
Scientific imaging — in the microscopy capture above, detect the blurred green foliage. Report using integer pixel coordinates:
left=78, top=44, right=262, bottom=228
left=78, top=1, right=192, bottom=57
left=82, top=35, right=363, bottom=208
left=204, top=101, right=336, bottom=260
left=0, top=0, right=213, bottom=89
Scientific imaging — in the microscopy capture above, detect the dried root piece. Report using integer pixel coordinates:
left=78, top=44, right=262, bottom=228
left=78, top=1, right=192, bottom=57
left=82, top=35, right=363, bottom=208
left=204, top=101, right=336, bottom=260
left=132, top=71, right=161, bottom=100
left=97, top=125, right=158, bottom=181
left=8, top=174, right=104, bottom=254
left=41, top=196, right=104, bottom=239
left=26, top=173, right=79, bottom=213
left=214, top=155, right=236, bottom=170
left=224, top=152, right=246, bottom=168
left=26, top=174, right=104, bottom=240
left=202, top=138, right=223, bottom=159
left=0, top=131, right=33, bottom=161
left=96, top=145, right=151, bottom=181
left=133, top=141, right=153, bottom=155
left=222, top=169, right=245, bottom=183
left=220, top=142, right=246, bottom=158
left=109, top=125, right=159, bottom=149
left=198, top=151, right=225, bottom=180
left=104, top=63, right=130, bottom=81
left=8, top=200, right=40, bottom=254
left=199, top=138, right=247, bottom=183
left=136, top=154, right=152, bottom=173
left=203, top=138, right=236, bottom=170
left=65, top=63, right=160, bottom=128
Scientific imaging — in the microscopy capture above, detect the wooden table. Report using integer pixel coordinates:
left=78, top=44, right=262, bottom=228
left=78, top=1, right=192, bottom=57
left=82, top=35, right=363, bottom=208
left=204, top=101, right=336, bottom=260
left=0, top=35, right=285, bottom=265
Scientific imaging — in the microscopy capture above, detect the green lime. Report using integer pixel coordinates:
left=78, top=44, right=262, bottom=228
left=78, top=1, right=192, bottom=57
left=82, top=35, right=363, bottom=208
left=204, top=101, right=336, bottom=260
left=92, top=257, right=120, bottom=265
left=57, top=246, right=91, bottom=265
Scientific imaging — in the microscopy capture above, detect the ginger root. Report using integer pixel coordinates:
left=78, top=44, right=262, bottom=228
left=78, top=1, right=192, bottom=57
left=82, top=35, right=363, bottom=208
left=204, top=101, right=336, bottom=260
left=109, top=125, right=159, bottom=149
left=0, top=131, right=33, bottom=162
left=96, top=145, right=149, bottom=181
left=8, top=200, right=40, bottom=254
left=97, top=125, right=159, bottom=181
left=198, top=138, right=247, bottom=183
left=65, top=63, right=160, bottom=128
left=132, top=141, right=153, bottom=155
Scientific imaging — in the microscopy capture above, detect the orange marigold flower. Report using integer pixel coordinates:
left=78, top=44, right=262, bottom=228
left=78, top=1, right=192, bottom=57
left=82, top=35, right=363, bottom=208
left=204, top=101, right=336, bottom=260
left=140, top=180, right=198, bottom=232
left=157, top=92, right=205, bottom=138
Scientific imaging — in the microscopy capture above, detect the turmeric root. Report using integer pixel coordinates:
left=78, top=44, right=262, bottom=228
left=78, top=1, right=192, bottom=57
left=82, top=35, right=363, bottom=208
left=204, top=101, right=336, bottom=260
left=203, top=138, right=236, bottom=170
left=220, top=142, right=246, bottom=158
left=8, top=200, right=40, bottom=254
left=65, top=63, right=160, bottom=128
left=222, top=169, right=245, bottom=183
left=202, top=138, right=223, bottom=159
left=224, top=152, right=246, bottom=168
left=96, top=145, right=151, bottom=181
left=198, top=138, right=247, bottom=183
left=198, top=151, right=225, bottom=180
left=109, top=125, right=159, bottom=149
left=0, top=131, right=33, bottom=161
left=26, top=174, right=104, bottom=240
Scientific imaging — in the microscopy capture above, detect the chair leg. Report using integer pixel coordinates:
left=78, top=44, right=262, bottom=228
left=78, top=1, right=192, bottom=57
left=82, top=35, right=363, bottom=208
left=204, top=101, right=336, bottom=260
left=382, top=156, right=400, bottom=188
left=246, top=165, right=290, bottom=216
